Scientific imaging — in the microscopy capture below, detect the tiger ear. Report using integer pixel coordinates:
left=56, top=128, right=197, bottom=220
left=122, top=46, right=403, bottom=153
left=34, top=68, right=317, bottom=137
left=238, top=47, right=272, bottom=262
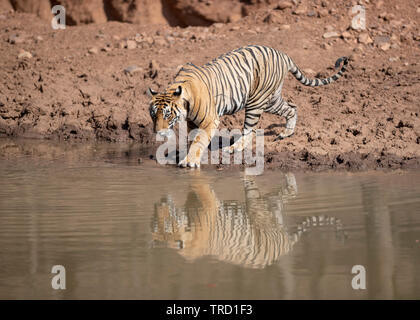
left=173, top=86, right=182, bottom=96
left=147, top=88, right=158, bottom=97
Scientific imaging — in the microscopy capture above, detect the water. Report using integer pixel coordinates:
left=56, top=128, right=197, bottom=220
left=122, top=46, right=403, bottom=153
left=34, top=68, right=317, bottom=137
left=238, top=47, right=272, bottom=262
left=0, top=139, right=420, bottom=299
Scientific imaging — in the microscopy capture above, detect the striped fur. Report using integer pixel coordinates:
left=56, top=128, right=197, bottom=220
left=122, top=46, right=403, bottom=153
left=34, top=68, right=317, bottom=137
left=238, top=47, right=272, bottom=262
left=151, top=173, right=345, bottom=268
left=148, top=45, right=349, bottom=167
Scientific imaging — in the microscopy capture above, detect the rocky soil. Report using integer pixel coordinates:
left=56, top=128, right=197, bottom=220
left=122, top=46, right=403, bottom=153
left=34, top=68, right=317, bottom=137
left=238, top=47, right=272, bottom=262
left=0, top=0, right=419, bottom=170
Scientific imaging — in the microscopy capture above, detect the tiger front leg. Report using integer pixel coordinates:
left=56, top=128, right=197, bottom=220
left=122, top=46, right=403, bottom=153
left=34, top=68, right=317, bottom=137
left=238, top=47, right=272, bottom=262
left=178, top=122, right=218, bottom=168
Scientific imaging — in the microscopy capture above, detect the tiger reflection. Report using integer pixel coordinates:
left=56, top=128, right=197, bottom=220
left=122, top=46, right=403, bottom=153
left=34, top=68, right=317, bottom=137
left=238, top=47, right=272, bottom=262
left=151, top=173, right=343, bottom=269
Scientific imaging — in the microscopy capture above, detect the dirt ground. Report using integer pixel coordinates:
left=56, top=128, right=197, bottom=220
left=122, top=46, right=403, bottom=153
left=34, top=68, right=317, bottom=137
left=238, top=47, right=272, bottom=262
left=0, top=0, right=419, bottom=170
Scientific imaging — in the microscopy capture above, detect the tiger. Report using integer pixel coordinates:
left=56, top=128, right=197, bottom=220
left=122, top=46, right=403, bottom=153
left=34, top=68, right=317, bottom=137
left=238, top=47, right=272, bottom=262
left=151, top=172, right=345, bottom=269
left=148, top=45, right=349, bottom=168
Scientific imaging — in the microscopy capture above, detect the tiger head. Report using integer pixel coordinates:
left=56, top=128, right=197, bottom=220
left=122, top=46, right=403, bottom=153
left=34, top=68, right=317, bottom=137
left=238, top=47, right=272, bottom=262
left=147, top=85, right=188, bottom=137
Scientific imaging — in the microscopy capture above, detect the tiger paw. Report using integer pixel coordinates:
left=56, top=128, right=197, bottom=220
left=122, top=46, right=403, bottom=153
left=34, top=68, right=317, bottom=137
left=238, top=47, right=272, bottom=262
left=274, top=129, right=294, bottom=141
left=178, top=157, right=201, bottom=168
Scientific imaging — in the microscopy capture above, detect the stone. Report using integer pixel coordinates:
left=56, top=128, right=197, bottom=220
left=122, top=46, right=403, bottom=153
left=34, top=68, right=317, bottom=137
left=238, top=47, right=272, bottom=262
left=88, top=47, right=99, bottom=54
left=358, top=33, right=373, bottom=44
left=279, top=24, right=291, bottom=30
left=228, top=13, right=242, bottom=23
left=276, top=1, right=293, bottom=10
left=341, top=31, right=352, bottom=39
left=374, top=35, right=390, bottom=45
left=293, top=5, right=307, bottom=15
left=323, top=31, right=339, bottom=39
left=379, top=42, right=390, bottom=51
left=125, top=40, right=137, bottom=49
left=17, top=50, right=32, bottom=59
left=263, top=11, right=282, bottom=24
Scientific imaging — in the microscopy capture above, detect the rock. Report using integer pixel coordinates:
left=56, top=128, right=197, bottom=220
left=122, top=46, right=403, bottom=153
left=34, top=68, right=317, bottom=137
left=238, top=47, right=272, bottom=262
left=230, top=26, right=240, bottom=31
left=323, top=31, right=340, bottom=39
left=341, top=31, right=352, bottom=39
left=163, top=0, right=243, bottom=26
left=379, top=42, right=391, bottom=51
left=228, top=13, right=242, bottom=23
left=263, top=11, right=282, bottom=24
left=88, top=47, right=99, bottom=54
left=51, top=0, right=107, bottom=25
left=324, top=25, right=335, bottom=32
left=358, top=33, right=373, bottom=44
left=8, top=0, right=51, bottom=21
left=374, top=35, right=390, bottom=46
left=293, top=5, right=307, bottom=15
left=154, top=38, right=167, bottom=46
left=17, top=50, right=32, bottom=59
left=125, top=40, right=137, bottom=49
left=124, top=65, right=142, bottom=75
left=275, top=1, right=293, bottom=10
left=279, top=24, right=291, bottom=30
left=0, top=0, right=13, bottom=13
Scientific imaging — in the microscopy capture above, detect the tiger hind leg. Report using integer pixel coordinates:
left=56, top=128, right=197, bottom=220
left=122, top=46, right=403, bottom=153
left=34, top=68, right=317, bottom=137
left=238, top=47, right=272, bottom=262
left=224, top=107, right=263, bottom=154
left=270, top=100, right=298, bottom=141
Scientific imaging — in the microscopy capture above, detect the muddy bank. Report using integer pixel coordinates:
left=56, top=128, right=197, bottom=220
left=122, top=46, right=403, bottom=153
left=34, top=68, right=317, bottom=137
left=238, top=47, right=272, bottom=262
left=0, top=1, right=419, bottom=171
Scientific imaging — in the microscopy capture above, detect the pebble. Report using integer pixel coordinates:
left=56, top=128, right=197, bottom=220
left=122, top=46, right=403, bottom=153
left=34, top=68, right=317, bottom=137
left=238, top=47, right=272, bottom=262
left=323, top=31, right=339, bottom=39
left=276, top=1, right=293, bottom=10
left=374, top=35, right=390, bottom=45
left=88, top=47, right=99, bottom=54
left=263, top=11, right=282, bottom=24
left=293, top=5, right=307, bottom=15
left=379, top=42, right=390, bottom=51
left=279, top=24, right=291, bottom=30
left=358, top=33, right=373, bottom=44
left=126, top=40, right=137, bottom=49
left=17, top=50, right=32, bottom=59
